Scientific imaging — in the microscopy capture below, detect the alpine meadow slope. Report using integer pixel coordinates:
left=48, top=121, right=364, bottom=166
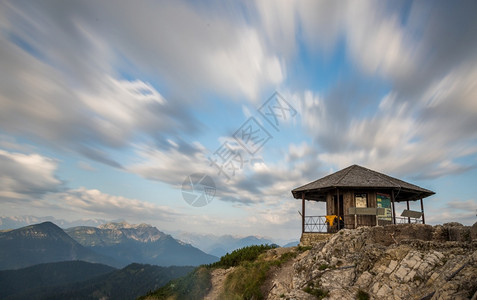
left=141, top=223, right=477, bottom=300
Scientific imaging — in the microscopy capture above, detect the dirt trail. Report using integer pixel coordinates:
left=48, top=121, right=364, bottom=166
left=204, top=267, right=235, bottom=300
left=264, top=248, right=310, bottom=299
left=204, top=247, right=301, bottom=300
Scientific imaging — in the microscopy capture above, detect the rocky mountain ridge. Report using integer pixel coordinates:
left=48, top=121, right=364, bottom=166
left=137, top=222, right=477, bottom=299
left=268, top=222, right=477, bottom=299
left=67, top=221, right=166, bottom=245
left=66, top=221, right=218, bottom=266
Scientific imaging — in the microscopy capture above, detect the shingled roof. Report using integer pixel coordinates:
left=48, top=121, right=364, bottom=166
left=291, top=165, right=434, bottom=202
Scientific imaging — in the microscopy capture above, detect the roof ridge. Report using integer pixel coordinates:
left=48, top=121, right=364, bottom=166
left=360, top=165, right=400, bottom=188
left=335, top=165, right=356, bottom=185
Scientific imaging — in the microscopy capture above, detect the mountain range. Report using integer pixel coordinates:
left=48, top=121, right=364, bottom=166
left=66, top=221, right=218, bottom=266
left=1, top=216, right=299, bottom=255
left=0, top=260, right=115, bottom=299
left=0, top=261, right=193, bottom=300
left=0, top=222, right=119, bottom=270
left=0, top=216, right=109, bottom=230
left=174, top=232, right=278, bottom=257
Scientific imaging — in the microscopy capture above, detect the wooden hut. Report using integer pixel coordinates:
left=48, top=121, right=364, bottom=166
left=291, top=165, right=435, bottom=234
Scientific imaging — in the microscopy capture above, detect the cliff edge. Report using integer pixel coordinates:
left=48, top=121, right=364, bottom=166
left=269, top=223, right=477, bottom=299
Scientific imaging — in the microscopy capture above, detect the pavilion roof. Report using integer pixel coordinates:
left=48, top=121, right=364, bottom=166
left=291, top=164, right=435, bottom=202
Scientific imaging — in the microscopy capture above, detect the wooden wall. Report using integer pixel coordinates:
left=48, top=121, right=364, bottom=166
left=326, top=189, right=381, bottom=229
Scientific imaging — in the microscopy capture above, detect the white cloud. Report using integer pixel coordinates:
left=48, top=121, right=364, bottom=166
left=254, top=0, right=298, bottom=58
left=51, top=187, right=179, bottom=222
left=0, top=149, right=61, bottom=200
left=344, top=1, right=415, bottom=79
left=206, top=28, right=284, bottom=101
left=0, top=146, right=179, bottom=225
left=0, top=0, right=287, bottom=168
left=128, top=142, right=210, bottom=189
left=80, top=0, right=283, bottom=102
left=77, top=161, right=96, bottom=172
left=426, top=199, right=477, bottom=226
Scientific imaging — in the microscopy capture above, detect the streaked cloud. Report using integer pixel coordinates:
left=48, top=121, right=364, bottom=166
left=0, top=0, right=476, bottom=237
left=0, top=149, right=62, bottom=200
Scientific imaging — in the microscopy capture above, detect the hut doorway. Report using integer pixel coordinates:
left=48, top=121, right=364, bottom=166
left=333, top=195, right=344, bottom=217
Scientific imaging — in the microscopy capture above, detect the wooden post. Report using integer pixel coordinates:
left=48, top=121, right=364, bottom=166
left=302, top=193, right=305, bottom=233
left=406, top=200, right=410, bottom=224
left=420, top=198, right=425, bottom=224
left=354, top=193, right=357, bottom=229
left=337, top=189, right=340, bottom=230
left=391, top=190, right=396, bottom=225
left=376, top=208, right=379, bottom=227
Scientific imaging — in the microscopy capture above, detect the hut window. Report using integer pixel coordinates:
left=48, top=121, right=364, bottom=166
left=355, top=193, right=367, bottom=207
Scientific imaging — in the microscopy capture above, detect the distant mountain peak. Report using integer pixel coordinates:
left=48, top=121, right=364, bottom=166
left=68, top=222, right=165, bottom=245
left=65, top=223, right=218, bottom=267
left=0, top=222, right=118, bottom=270
left=98, top=221, right=152, bottom=230
left=0, top=216, right=110, bottom=230
left=13, top=221, right=70, bottom=240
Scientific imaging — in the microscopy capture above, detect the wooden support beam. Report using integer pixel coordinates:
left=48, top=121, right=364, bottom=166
left=302, top=193, right=305, bottom=233
left=337, top=189, right=340, bottom=230
left=391, top=190, right=396, bottom=225
left=406, top=200, right=411, bottom=224
left=354, top=193, right=357, bottom=229
left=420, top=198, right=425, bottom=224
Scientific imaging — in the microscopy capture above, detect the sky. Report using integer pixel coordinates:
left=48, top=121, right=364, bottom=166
left=0, top=0, right=476, bottom=241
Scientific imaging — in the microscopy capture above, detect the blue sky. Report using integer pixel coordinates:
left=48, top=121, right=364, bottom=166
left=0, top=0, right=476, bottom=240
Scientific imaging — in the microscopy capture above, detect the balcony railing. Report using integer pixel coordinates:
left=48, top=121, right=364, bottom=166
left=304, top=216, right=328, bottom=233
left=304, top=215, right=422, bottom=233
left=394, top=216, right=423, bottom=224
left=304, top=215, right=344, bottom=233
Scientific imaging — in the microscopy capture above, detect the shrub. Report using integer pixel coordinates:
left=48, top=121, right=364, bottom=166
left=209, top=244, right=277, bottom=268
left=357, top=289, right=370, bottom=300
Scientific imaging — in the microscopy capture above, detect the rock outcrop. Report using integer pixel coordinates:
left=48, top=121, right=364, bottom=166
left=268, top=223, right=477, bottom=300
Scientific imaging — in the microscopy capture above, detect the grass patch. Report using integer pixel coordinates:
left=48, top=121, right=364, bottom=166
left=209, top=244, right=278, bottom=269
left=356, top=289, right=370, bottom=300
left=318, top=264, right=329, bottom=270
left=275, top=251, right=297, bottom=266
left=138, top=266, right=211, bottom=300
left=218, top=246, right=296, bottom=299
left=143, top=245, right=293, bottom=300
left=297, top=245, right=312, bottom=252
left=221, top=261, right=271, bottom=299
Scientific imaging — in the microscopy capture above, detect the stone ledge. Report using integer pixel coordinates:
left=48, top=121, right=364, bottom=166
left=300, top=232, right=333, bottom=246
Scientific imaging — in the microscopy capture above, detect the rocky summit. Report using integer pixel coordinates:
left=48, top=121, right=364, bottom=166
left=268, top=223, right=477, bottom=300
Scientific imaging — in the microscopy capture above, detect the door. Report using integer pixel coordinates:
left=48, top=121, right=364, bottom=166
left=333, top=195, right=344, bottom=216
left=332, top=194, right=344, bottom=230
